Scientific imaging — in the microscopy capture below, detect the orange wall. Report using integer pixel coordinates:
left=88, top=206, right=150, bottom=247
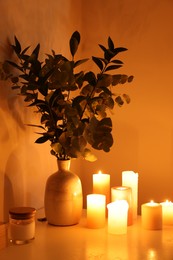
left=0, top=0, right=173, bottom=221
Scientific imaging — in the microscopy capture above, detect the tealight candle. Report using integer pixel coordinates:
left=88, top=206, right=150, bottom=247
left=122, top=171, right=138, bottom=219
left=141, top=201, right=162, bottom=230
left=107, top=200, right=129, bottom=235
left=111, top=186, right=133, bottom=225
left=93, top=171, right=110, bottom=205
left=87, top=194, right=106, bottom=229
left=160, top=200, right=173, bottom=225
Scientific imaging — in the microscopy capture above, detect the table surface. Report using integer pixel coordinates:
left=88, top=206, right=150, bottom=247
left=1, top=210, right=173, bottom=260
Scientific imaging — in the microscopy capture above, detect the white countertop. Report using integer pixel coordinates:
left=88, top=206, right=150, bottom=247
left=1, top=210, right=173, bottom=260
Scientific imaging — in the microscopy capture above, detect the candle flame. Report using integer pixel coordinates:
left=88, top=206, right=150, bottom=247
left=98, top=171, right=102, bottom=174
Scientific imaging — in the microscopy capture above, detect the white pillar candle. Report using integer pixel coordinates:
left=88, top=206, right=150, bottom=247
left=122, top=171, right=138, bottom=220
left=93, top=171, right=110, bottom=205
left=111, top=186, right=133, bottom=225
left=87, top=194, right=106, bottom=229
left=160, top=200, right=173, bottom=225
left=107, top=200, right=129, bottom=235
left=141, top=201, right=162, bottom=230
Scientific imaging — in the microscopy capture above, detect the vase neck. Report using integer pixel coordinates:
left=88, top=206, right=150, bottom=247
left=57, top=159, right=71, bottom=171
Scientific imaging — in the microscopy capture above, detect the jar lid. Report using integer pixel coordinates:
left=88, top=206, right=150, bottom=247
left=9, top=207, right=36, bottom=220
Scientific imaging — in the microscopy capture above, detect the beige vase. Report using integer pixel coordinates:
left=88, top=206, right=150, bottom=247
left=44, top=159, right=83, bottom=226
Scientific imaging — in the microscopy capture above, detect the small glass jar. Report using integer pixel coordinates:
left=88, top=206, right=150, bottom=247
left=9, top=207, right=36, bottom=245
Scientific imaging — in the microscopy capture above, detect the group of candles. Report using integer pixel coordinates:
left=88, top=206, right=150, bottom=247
left=142, top=200, right=173, bottom=230
left=86, top=170, right=138, bottom=234
left=86, top=170, right=173, bottom=234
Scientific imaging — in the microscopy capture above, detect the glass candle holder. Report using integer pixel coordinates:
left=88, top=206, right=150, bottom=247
left=9, top=207, right=36, bottom=245
left=111, top=186, right=133, bottom=225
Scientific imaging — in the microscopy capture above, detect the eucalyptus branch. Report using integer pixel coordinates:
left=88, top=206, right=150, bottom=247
left=5, top=31, right=133, bottom=161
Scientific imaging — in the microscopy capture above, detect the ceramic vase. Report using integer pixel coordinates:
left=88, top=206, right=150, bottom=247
left=44, top=159, right=83, bottom=226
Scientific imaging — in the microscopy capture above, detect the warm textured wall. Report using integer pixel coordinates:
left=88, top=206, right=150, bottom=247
left=0, top=0, right=82, bottom=222
left=79, top=0, right=173, bottom=211
left=0, top=0, right=173, bottom=221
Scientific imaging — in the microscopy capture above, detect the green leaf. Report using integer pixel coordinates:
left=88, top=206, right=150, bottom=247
left=35, top=135, right=50, bottom=143
left=70, top=31, right=80, bottom=57
left=30, top=44, right=40, bottom=60
left=83, top=71, right=97, bottom=86
left=105, top=64, right=122, bottom=72
left=51, top=142, right=63, bottom=154
left=82, top=148, right=97, bottom=162
left=98, top=117, right=112, bottom=129
left=97, top=74, right=112, bottom=87
left=113, top=47, right=128, bottom=55
left=80, top=84, right=94, bottom=96
left=115, top=96, right=124, bottom=106
left=105, top=96, right=114, bottom=109
left=92, top=56, right=103, bottom=71
left=92, top=131, right=113, bottom=152
left=24, top=93, right=38, bottom=102
left=104, top=49, right=115, bottom=61
left=111, top=59, right=123, bottom=64
left=74, top=58, right=89, bottom=68
left=120, top=74, right=128, bottom=84
left=100, top=86, right=112, bottom=96
left=98, top=44, right=107, bottom=52
left=108, top=37, right=114, bottom=51
left=41, top=113, right=50, bottom=124
left=72, top=95, right=86, bottom=107
left=112, top=74, right=121, bottom=85
left=128, top=75, right=134, bottom=82
left=123, top=94, right=131, bottom=104
left=26, top=124, right=45, bottom=130
left=21, top=46, right=30, bottom=55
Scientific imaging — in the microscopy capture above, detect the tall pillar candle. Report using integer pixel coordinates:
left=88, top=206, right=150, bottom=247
left=93, top=171, right=110, bottom=205
left=122, top=171, right=138, bottom=220
left=141, top=201, right=162, bottom=230
left=87, top=194, right=106, bottom=229
left=107, top=200, right=129, bottom=235
left=160, top=200, right=173, bottom=225
left=111, top=186, right=133, bottom=225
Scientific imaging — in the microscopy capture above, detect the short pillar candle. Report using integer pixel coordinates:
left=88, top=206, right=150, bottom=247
left=141, top=201, right=162, bottom=230
left=87, top=194, right=106, bottom=229
left=160, top=200, right=173, bottom=225
left=93, top=171, right=110, bottom=205
left=111, top=186, right=133, bottom=225
left=122, top=171, right=138, bottom=220
left=107, top=200, right=129, bottom=235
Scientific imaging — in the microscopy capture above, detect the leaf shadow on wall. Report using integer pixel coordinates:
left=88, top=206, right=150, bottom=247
left=0, top=36, right=26, bottom=131
left=0, top=81, right=26, bottom=131
left=3, top=152, right=25, bottom=222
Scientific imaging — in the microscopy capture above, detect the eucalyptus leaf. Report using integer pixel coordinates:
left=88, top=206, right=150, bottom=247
left=123, top=94, right=131, bottom=104
left=128, top=75, right=134, bottom=82
left=84, top=71, right=97, bottom=86
left=83, top=148, right=97, bottom=162
left=115, top=96, right=124, bottom=106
